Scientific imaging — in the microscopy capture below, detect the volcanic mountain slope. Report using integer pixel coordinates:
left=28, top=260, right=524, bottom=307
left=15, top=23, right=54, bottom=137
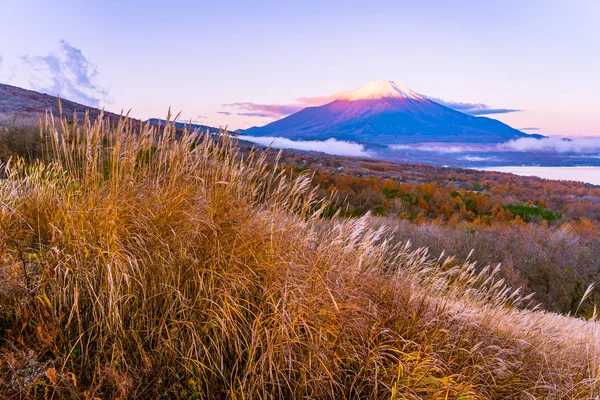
left=0, top=83, right=124, bottom=120
left=146, top=118, right=219, bottom=134
left=0, top=83, right=223, bottom=134
left=243, top=80, right=543, bottom=145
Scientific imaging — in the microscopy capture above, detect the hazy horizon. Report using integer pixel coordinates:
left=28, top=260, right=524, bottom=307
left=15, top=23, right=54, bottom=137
left=481, top=166, right=600, bottom=186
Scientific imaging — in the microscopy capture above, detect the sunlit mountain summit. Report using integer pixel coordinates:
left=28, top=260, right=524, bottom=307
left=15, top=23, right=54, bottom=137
left=243, top=80, right=542, bottom=145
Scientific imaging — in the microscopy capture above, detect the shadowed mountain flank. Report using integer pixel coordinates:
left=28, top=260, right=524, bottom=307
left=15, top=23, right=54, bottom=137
left=243, top=80, right=543, bottom=145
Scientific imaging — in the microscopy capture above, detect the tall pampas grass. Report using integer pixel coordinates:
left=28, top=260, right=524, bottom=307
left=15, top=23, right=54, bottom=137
left=1, top=111, right=599, bottom=398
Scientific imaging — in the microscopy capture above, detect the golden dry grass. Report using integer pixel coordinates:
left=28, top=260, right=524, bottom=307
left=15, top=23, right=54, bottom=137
left=1, top=111, right=600, bottom=398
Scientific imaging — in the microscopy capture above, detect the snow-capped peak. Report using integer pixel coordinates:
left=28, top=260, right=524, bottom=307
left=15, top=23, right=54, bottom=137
left=338, top=80, right=423, bottom=101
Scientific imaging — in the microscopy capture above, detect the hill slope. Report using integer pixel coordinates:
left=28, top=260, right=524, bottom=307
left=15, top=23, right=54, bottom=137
left=146, top=118, right=219, bottom=134
left=0, top=83, right=124, bottom=120
left=1, top=116, right=599, bottom=398
left=244, top=80, right=543, bottom=145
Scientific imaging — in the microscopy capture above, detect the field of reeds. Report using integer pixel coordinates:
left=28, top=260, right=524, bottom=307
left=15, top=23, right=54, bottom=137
left=1, top=112, right=600, bottom=398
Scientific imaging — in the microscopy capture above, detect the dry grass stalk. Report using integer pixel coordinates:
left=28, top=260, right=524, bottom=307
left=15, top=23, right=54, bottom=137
left=0, top=111, right=599, bottom=398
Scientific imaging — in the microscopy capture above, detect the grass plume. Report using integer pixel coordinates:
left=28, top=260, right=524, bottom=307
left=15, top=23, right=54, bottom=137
left=1, top=111, right=600, bottom=398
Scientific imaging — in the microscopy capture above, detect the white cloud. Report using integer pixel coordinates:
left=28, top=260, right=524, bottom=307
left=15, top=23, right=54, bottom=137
left=459, top=155, right=494, bottom=162
left=422, top=96, right=522, bottom=115
left=389, top=137, right=600, bottom=154
left=389, top=143, right=490, bottom=153
left=20, top=40, right=109, bottom=107
left=502, top=137, right=600, bottom=153
left=237, top=135, right=371, bottom=157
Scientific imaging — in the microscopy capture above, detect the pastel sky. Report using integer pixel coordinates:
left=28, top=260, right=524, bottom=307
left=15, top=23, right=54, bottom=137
left=0, top=0, right=598, bottom=136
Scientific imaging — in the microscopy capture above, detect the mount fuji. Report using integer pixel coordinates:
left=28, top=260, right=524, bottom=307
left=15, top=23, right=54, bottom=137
left=242, top=81, right=543, bottom=145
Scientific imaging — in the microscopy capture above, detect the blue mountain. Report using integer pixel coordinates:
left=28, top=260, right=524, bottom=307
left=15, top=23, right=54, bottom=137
left=242, top=81, right=543, bottom=145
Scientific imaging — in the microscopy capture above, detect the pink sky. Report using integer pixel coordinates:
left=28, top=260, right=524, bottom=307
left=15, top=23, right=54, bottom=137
left=1, top=1, right=598, bottom=137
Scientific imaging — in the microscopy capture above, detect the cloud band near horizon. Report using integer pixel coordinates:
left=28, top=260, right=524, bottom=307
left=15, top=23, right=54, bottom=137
left=222, top=92, right=523, bottom=121
left=423, top=96, right=522, bottom=116
left=390, top=136, right=600, bottom=154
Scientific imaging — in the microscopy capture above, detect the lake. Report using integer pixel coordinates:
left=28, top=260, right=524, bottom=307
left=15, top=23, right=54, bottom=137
left=481, top=166, right=600, bottom=185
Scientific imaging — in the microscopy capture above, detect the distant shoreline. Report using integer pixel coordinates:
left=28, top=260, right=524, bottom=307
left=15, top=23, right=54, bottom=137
left=479, top=166, right=600, bottom=185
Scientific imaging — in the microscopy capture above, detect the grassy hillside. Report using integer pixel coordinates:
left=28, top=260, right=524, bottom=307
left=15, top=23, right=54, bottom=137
left=1, top=114, right=600, bottom=398
left=0, top=83, right=124, bottom=121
